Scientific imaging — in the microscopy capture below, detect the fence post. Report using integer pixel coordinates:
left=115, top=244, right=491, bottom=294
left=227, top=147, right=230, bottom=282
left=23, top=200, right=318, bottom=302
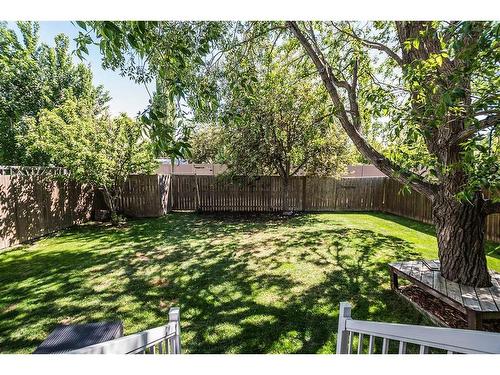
left=336, top=301, right=352, bottom=354
left=169, top=307, right=181, bottom=354
left=170, top=174, right=175, bottom=210
left=380, top=177, right=387, bottom=212
left=302, top=176, right=307, bottom=211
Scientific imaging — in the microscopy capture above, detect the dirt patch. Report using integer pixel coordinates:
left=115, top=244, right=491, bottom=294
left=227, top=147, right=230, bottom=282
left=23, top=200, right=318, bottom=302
left=400, top=285, right=500, bottom=332
left=133, top=252, right=151, bottom=262
left=151, top=277, right=170, bottom=288
left=58, top=316, right=80, bottom=325
left=1, top=304, right=17, bottom=314
left=159, top=298, right=178, bottom=312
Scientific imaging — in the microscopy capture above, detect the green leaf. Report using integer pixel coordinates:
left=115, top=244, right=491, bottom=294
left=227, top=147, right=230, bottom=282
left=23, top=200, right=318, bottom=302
left=103, top=21, right=122, bottom=36
left=75, top=21, right=87, bottom=31
left=127, top=33, right=140, bottom=50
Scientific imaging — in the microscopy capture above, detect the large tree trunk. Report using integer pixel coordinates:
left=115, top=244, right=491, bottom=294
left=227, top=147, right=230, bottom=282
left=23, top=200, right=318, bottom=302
left=433, top=192, right=491, bottom=287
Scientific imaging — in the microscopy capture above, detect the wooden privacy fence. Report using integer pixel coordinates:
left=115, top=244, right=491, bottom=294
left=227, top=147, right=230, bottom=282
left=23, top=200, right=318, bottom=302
left=170, top=175, right=385, bottom=212
left=1, top=173, right=498, bottom=250
left=0, top=175, right=94, bottom=250
left=167, top=175, right=500, bottom=242
left=117, top=174, right=172, bottom=217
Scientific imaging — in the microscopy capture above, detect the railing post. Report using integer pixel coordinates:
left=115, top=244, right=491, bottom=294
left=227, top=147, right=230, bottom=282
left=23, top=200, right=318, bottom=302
left=169, top=307, right=181, bottom=354
left=337, top=302, right=352, bottom=354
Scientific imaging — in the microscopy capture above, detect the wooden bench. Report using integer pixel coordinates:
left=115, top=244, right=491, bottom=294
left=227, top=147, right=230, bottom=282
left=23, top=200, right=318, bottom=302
left=389, top=260, right=500, bottom=330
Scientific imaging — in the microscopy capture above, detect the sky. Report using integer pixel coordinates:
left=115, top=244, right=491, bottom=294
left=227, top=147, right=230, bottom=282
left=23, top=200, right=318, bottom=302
left=8, top=21, right=153, bottom=117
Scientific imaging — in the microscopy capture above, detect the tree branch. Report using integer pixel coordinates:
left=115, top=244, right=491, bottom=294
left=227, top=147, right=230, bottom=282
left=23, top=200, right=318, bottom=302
left=451, top=114, right=499, bottom=144
left=333, top=22, right=404, bottom=67
left=348, top=59, right=361, bottom=129
left=287, top=21, right=438, bottom=199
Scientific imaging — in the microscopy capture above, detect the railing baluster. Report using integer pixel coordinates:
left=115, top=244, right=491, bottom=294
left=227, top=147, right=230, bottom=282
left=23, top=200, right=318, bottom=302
left=368, top=335, right=375, bottom=354
left=347, top=331, right=353, bottom=354
left=158, top=340, right=163, bottom=354
left=419, top=345, right=429, bottom=354
left=382, top=338, right=389, bottom=354
left=357, top=333, right=364, bottom=354
left=398, top=341, right=407, bottom=354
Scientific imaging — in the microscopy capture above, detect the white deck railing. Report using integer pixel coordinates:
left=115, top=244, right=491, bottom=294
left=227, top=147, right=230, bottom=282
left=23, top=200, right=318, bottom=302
left=69, top=307, right=181, bottom=354
left=337, top=302, right=500, bottom=354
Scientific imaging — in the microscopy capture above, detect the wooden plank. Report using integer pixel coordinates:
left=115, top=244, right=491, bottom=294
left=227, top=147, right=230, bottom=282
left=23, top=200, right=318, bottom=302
left=389, top=262, right=401, bottom=271
left=398, top=260, right=417, bottom=276
left=460, top=284, right=482, bottom=311
left=488, top=275, right=500, bottom=311
left=421, top=267, right=434, bottom=287
left=445, top=279, right=464, bottom=305
left=475, top=288, right=498, bottom=312
left=433, top=271, right=447, bottom=296
left=409, top=260, right=425, bottom=281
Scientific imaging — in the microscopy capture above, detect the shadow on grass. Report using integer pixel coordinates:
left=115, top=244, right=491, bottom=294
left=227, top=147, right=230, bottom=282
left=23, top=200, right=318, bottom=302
left=0, top=212, right=431, bottom=353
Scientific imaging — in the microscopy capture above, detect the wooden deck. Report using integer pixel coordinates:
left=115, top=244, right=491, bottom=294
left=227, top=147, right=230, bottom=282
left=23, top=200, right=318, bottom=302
left=389, top=260, right=500, bottom=330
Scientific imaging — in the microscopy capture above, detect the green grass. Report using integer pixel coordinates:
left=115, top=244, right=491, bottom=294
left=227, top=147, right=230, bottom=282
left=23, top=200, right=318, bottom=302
left=0, top=212, right=498, bottom=353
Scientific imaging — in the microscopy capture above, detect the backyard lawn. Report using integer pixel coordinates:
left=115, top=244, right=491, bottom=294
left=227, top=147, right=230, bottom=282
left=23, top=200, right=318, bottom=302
left=0, top=212, right=499, bottom=354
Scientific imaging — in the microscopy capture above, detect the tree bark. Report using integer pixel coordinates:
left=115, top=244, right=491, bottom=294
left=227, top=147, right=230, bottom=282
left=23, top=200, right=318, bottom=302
left=433, top=192, right=491, bottom=287
left=102, top=187, right=120, bottom=225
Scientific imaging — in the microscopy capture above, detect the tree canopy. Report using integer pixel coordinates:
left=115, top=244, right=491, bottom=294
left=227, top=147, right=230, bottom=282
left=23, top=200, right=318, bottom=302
left=194, top=32, right=353, bottom=180
left=74, top=21, right=230, bottom=159
left=0, top=21, right=110, bottom=165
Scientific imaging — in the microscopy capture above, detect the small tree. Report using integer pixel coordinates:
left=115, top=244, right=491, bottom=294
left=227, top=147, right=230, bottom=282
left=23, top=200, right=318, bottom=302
left=24, top=95, right=157, bottom=223
left=210, top=39, right=353, bottom=211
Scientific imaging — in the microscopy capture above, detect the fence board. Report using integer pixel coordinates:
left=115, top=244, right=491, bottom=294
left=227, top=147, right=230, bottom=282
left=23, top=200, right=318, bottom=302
left=118, top=175, right=165, bottom=217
